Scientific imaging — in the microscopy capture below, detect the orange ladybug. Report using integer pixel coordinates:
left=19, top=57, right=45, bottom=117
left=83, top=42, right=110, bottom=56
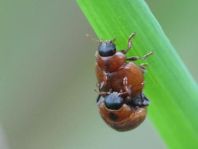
left=96, top=32, right=152, bottom=100
left=97, top=92, right=148, bottom=131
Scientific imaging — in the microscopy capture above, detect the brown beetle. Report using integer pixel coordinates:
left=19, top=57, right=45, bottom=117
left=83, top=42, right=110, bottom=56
left=96, top=32, right=152, bottom=103
left=97, top=92, right=148, bottom=131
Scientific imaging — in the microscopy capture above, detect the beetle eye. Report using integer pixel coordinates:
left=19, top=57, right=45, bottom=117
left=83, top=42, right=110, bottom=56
left=104, top=93, right=123, bottom=110
left=98, top=42, right=116, bottom=57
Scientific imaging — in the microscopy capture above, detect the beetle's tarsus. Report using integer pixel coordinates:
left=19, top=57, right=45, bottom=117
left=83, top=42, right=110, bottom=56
left=127, top=51, right=153, bottom=61
left=121, top=32, right=136, bottom=54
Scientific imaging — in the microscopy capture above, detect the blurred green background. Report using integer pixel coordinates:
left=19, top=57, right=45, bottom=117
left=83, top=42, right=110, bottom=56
left=0, top=0, right=197, bottom=149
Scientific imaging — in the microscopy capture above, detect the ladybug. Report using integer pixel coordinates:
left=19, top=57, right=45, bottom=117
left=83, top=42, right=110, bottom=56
left=97, top=92, right=148, bottom=131
left=95, top=33, right=152, bottom=131
left=96, top=32, right=152, bottom=104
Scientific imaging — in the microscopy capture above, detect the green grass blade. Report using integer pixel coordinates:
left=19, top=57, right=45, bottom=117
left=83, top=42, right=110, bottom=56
left=77, top=0, right=198, bottom=148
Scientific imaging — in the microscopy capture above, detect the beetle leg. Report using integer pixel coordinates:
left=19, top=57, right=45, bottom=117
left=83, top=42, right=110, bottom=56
left=121, top=32, right=136, bottom=54
left=141, top=94, right=150, bottom=106
left=142, top=51, right=153, bottom=60
left=95, top=87, right=111, bottom=96
left=95, top=88, right=111, bottom=103
left=140, top=63, right=148, bottom=69
left=98, top=91, right=112, bottom=97
left=99, top=81, right=105, bottom=90
left=99, top=91, right=108, bottom=96
left=96, top=95, right=101, bottom=103
left=139, top=63, right=148, bottom=73
left=99, top=71, right=110, bottom=90
left=96, top=93, right=110, bottom=103
left=118, top=89, right=127, bottom=96
left=98, top=75, right=107, bottom=90
left=122, top=77, right=132, bottom=96
left=131, top=93, right=150, bottom=107
left=126, top=51, right=153, bottom=61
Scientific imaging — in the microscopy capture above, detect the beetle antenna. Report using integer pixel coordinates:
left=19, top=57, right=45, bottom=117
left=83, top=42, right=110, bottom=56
left=85, top=33, right=100, bottom=43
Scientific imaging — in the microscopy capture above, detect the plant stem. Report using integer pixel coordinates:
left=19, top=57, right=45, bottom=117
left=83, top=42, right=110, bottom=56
left=77, top=0, right=198, bottom=148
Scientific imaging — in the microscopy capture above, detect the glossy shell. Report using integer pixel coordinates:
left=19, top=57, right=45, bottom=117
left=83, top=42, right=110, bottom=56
left=96, top=52, right=126, bottom=72
left=96, top=53, right=144, bottom=97
left=98, top=99, right=147, bottom=131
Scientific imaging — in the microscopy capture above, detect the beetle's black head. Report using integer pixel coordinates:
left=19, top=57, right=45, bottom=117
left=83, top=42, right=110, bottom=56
left=98, top=40, right=116, bottom=57
left=104, top=92, right=123, bottom=110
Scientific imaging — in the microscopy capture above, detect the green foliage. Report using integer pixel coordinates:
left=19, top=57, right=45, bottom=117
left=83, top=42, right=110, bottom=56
left=77, top=0, right=198, bottom=148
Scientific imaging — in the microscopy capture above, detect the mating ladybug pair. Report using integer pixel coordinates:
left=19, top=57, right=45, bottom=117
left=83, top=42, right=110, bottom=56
left=95, top=33, right=153, bottom=131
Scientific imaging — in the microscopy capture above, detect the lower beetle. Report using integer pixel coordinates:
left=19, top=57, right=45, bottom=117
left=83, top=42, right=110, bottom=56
left=97, top=92, right=148, bottom=131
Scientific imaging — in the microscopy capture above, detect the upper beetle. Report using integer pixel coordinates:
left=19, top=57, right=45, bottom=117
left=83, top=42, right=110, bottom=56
left=96, top=32, right=153, bottom=101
